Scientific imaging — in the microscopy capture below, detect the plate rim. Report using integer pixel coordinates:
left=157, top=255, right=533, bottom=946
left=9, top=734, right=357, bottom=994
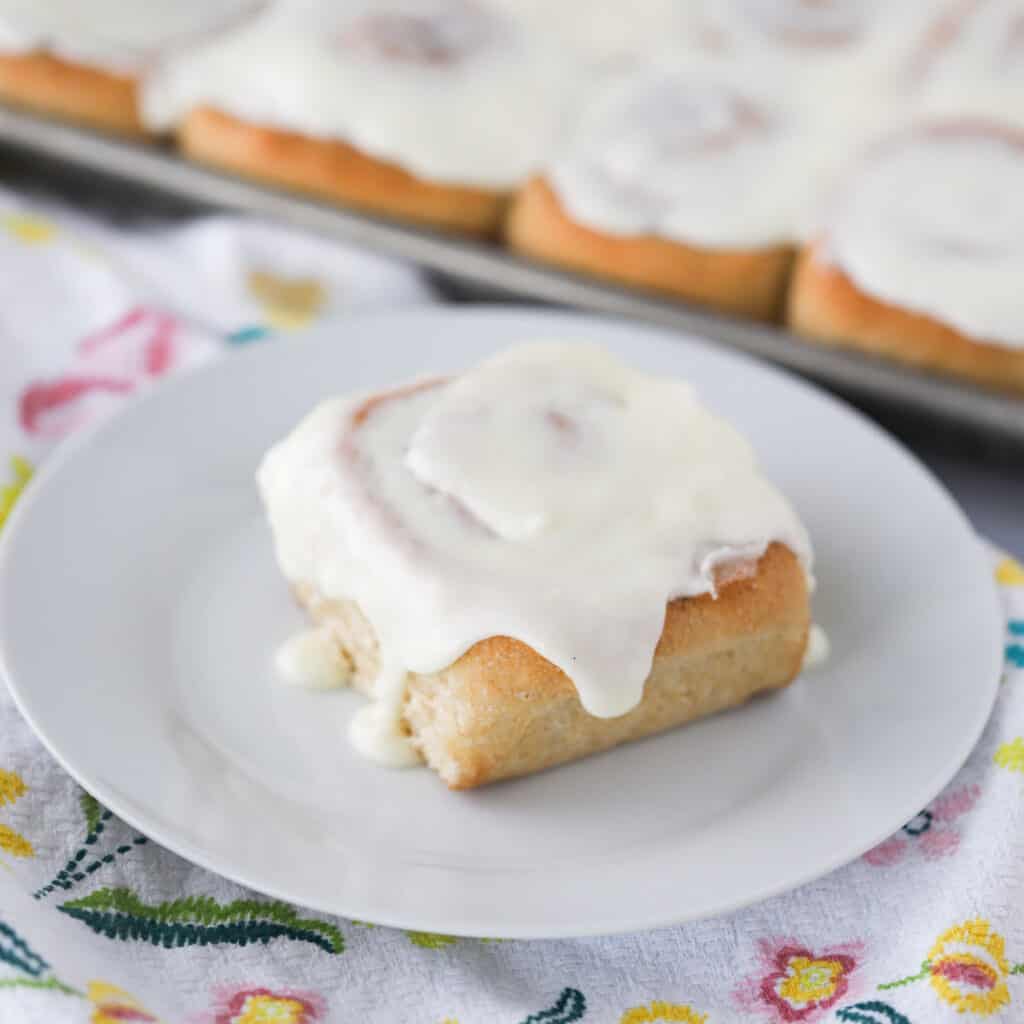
left=0, top=304, right=1006, bottom=938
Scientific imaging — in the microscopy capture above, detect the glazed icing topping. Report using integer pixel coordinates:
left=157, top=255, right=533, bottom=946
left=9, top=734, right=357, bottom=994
left=906, top=0, right=1024, bottom=129
left=143, top=0, right=582, bottom=188
left=687, top=0, right=933, bottom=60
left=698, top=0, right=877, bottom=49
left=820, top=124, right=1024, bottom=347
left=0, top=0, right=262, bottom=72
left=547, top=59, right=826, bottom=247
left=259, top=342, right=813, bottom=764
left=275, top=627, right=351, bottom=690
left=488, top=0, right=691, bottom=71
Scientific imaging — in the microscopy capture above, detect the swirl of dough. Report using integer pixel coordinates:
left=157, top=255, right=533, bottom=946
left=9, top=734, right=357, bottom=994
left=728, top=0, right=875, bottom=47
left=337, top=0, right=493, bottom=67
left=547, top=63, right=816, bottom=247
left=818, top=121, right=1024, bottom=347
left=905, top=0, right=1024, bottom=129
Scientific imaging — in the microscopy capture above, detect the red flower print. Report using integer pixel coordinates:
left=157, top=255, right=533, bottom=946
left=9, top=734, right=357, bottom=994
left=760, top=946, right=855, bottom=1021
left=734, top=938, right=863, bottom=1023
left=18, top=306, right=186, bottom=440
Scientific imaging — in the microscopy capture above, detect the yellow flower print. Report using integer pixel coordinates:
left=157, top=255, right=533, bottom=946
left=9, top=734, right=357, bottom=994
left=928, top=919, right=1011, bottom=1016
left=0, top=823, right=33, bottom=858
left=1, top=212, right=56, bottom=244
left=995, top=738, right=1024, bottom=774
left=621, top=1002, right=708, bottom=1023
left=87, top=980, right=159, bottom=1022
left=778, top=956, right=849, bottom=1007
left=246, top=270, right=326, bottom=330
left=0, top=456, right=33, bottom=533
left=0, top=768, right=33, bottom=859
left=231, top=993, right=308, bottom=1023
left=212, top=986, right=324, bottom=1024
left=0, top=768, right=27, bottom=807
left=996, top=556, right=1024, bottom=586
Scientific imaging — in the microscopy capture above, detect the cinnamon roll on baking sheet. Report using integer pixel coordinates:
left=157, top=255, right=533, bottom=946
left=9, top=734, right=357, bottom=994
left=789, top=122, right=1024, bottom=396
left=506, top=60, right=827, bottom=321
left=144, top=0, right=581, bottom=237
left=0, top=0, right=262, bottom=136
left=258, top=343, right=815, bottom=788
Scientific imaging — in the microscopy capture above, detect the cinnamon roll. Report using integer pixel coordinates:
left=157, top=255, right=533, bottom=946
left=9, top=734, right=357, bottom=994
left=506, top=60, right=826, bottom=320
left=144, top=0, right=581, bottom=237
left=0, top=0, right=262, bottom=136
left=788, top=122, right=1024, bottom=394
left=258, top=342, right=814, bottom=788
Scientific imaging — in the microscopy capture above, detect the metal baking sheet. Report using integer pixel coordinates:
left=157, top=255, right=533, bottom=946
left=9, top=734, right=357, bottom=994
left=2, top=105, right=1022, bottom=447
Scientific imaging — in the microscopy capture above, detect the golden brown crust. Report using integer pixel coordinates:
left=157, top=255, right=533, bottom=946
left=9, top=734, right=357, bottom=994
left=788, top=244, right=1024, bottom=396
left=505, top=176, right=795, bottom=322
left=0, top=51, right=147, bottom=137
left=179, top=106, right=507, bottom=237
left=296, top=542, right=810, bottom=789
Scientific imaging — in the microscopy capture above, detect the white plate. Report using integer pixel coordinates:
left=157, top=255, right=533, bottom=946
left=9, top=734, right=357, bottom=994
left=0, top=308, right=1003, bottom=938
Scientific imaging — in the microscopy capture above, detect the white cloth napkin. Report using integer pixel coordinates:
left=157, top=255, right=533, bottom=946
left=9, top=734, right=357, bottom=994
left=1, top=189, right=1023, bottom=1024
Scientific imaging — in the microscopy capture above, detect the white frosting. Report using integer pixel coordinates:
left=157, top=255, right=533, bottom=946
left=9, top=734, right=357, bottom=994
left=275, top=627, right=350, bottom=690
left=802, top=624, right=830, bottom=671
left=0, top=0, right=261, bottom=73
left=542, top=0, right=965, bottom=250
left=258, top=342, right=813, bottom=764
left=547, top=57, right=834, bottom=248
left=905, top=0, right=1024, bottom=130
left=820, top=126, right=1024, bottom=348
left=142, top=0, right=583, bottom=188
left=488, top=0, right=691, bottom=72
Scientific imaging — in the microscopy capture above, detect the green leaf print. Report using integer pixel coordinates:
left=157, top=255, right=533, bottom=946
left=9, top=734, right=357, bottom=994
left=58, top=888, right=345, bottom=954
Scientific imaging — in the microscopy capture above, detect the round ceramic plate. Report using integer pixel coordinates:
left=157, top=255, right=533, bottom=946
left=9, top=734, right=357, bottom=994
left=0, top=307, right=1003, bottom=938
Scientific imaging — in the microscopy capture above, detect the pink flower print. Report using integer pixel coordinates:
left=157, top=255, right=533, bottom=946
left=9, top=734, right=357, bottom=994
left=734, top=939, right=863, bottom=1023
left=863, top=784, right=979, bottom=868
left=863, top=836, right=907, bottom=867
left=19, top=376, right=134, bottom=439
left=918, top=828, right=960, bottom=860
left=19, top=307, right=183, bottom=440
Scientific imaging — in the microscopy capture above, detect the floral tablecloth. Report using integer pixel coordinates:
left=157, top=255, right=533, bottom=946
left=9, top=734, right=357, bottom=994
left=1, top=188, right=1023, bottom=1024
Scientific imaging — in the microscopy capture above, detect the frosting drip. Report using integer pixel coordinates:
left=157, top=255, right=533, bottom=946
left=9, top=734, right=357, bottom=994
left=259, top=342, right=814, bottom=762
left=821, top=124, right=1024, bottom=347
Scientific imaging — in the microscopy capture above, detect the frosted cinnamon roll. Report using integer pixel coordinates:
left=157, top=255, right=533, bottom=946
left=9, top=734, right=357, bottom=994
left=258, top=342, right=815, bottom=788
left=0, top=0, right=262, bottom=136
left=143, top=0, right=581, bottom=236
left=506, top=60, right=826, bottom=320
left=789, top=122, right=1024, bottom=394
